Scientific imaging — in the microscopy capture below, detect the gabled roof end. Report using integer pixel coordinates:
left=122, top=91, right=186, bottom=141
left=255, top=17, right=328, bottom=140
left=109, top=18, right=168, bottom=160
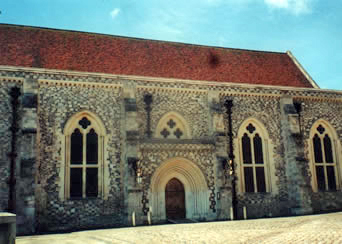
left=286, top=50, right=320, bottom=89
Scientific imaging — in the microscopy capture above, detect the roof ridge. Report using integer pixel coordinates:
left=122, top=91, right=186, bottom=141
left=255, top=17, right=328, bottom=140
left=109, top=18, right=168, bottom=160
left=0, top=23, right=286, bottom=55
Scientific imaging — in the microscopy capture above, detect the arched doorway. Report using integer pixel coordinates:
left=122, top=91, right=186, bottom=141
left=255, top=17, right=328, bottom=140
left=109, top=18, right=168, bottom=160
left=150, top=157, right=209, bottom=221
left=165, top=178, right=185, bottom=219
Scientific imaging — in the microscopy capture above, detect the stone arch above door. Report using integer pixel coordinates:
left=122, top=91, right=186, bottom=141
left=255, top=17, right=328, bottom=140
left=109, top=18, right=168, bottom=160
left=150, top=157, right=208, bottom=221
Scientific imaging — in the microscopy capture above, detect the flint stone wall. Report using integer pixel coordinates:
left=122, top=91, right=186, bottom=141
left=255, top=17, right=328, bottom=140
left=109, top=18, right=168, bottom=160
left=0, top=81, right=22, bottom=212
left=299, top=99, right=342, bottom=212
left=36, top=83, right=124, bottom=232
left=0, top=68, right=342, bottom=232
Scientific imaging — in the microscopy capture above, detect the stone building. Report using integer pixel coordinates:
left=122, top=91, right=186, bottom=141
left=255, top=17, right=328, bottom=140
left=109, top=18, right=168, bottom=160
left=0, top=24, right=341, bottom=235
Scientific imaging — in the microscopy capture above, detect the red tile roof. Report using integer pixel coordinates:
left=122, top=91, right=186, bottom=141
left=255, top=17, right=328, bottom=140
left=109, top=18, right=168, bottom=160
left=0, top=24, right=314, bottom=88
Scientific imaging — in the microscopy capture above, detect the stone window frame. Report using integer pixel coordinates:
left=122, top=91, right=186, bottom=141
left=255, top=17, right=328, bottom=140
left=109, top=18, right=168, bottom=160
left=308, top=120, right=341, bottom=192
left=62, top=111, right=108, bottom=200
left=155, top=111, right=191, bottom=139
left=236, top=118, right=274, bottom=193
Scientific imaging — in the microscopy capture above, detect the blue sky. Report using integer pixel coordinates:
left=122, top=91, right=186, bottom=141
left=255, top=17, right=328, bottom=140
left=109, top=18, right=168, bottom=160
left=1, top=0, right=341, bottom=90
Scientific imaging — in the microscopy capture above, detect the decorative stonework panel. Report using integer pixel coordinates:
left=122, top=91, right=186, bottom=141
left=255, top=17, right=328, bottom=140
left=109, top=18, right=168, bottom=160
left=36, top=83, right=123, bottom=231
left=136, top=90, right=209, bottom=139
left=137, top=143, right=216, bottom=217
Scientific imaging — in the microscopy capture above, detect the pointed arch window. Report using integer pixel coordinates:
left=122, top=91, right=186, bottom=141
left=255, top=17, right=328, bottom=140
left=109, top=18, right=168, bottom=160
left=64, top=112, right=106, bottom=199
left=310, top=123, right=339, bottom=191
left=239, top=122, right=270, bottom=193
left=155, top=112, right=191, bottom=139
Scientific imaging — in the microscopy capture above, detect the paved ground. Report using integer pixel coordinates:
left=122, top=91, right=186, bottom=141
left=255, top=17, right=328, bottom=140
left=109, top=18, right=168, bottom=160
left=17, top=212, right=342, bottom=244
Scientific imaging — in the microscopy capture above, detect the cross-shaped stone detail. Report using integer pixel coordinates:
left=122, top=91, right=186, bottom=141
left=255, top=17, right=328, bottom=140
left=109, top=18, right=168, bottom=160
left=174, top=128, right=183, bottom=139
left=160, top=128, right=170, bottom=138
left=246, top=123, right=256, bottom=134
left=79, top=117, right=91, bottom=129
left=167, top=119, right=176, bottom=128
left=317, top=125, right=325, bottom=134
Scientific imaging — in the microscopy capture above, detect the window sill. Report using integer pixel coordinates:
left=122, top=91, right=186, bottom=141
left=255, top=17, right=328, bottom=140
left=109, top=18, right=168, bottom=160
left=316, top=189, right=340, bottom=193
left=241, top=191, right=272, bottom=195
left=68, top=197, right=102, bottom=201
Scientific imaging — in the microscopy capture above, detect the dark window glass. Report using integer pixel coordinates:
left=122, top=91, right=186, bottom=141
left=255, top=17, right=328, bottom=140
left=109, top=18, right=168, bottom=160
left=86, top=168, right=98, bottom=197
left=71, top=129, right=83, bottom=164
left=70, top=168, right=82, bottom=197
left=244, top=167, right=254, bottom=192
left=256, top=167, right=266, bottom=192
left=246, top=123, right=256, bottom=134
left=86, top=129, right=98, bottom=164
left=327, top=166, right=336, bottom=190
left=160, top=128, right=170, bottom=138
left=316, top=166, right=326, bottom=191
left=242, top=133, right=252, bottom=164
left=324, top=135, right=333, bottom=163
left=313, top=134, right=323, bottom=163
left=317, top=125, right=325, bottom=134
left=79, top=117, right=91, bottom=129
left=253, top=134, right=264, bottom=164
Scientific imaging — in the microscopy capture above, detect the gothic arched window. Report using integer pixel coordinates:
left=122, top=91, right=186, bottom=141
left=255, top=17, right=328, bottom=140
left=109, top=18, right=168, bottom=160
left=64, top=112, right=106, bottom=199
left=155, top=112, right=191, bottom=139
left=310, top=122, right=339, bottom=191
left=238, top=120, right=271, bottom=193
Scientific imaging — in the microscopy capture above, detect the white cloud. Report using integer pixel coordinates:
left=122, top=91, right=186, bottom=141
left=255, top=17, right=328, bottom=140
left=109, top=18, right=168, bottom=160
left=110, top=8, right=120, bottom=19
left=264, top=0, right=312, bottom=14
left=264, top=0, right=289, bottom=8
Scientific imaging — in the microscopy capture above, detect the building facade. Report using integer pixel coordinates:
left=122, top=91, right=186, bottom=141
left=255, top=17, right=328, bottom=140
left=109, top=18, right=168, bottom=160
left=0, top=24, right=342, bottom=235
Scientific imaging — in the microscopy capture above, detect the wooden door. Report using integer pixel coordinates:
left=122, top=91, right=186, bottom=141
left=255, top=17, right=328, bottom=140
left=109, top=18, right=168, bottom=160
left=165, top=178, right=185, bottom=219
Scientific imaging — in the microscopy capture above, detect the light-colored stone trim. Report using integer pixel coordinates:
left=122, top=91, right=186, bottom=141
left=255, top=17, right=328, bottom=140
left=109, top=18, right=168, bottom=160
left=140, top=142, right=215, bottom=151
left=219, top=91, right=281, bottom=99
left=2, top=65, right=342, bottom=94
left=137, top=85, right=207, bottom=94
left=1, top=65, right=342, bottom=101
left=0, top=76, right=24, bottom=84
left=293, top=95, right=342, bottom=103
left=38, top=79, right=122, bottom=89
left=286, top=51, right=320, bottom=89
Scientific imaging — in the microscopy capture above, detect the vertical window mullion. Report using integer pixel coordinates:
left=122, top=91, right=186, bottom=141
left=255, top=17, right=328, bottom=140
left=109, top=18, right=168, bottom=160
left=66, top=136, right=70, bottom=198
left=99, top=136, right=103, bottom=198
left=323, top=165, right=329, bottom=191
left=83, top=131, right=87, bottom=198
left=263, top=139, right=268, bottom=192
left=250, top=134, right=258, bottom=192
left=321, top=136, right=329, bottom=191
left=333, top=140, right=338, bottom=188
left=321, top=135, right=327, bottom=164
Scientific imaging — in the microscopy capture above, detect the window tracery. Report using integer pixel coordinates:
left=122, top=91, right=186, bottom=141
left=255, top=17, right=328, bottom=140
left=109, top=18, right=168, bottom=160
left=155, top=112, right=190, bottom=139
left=64, top=112, right=106, bottom=199
left=238, top=120, right=271, bottom=193
left=310, top=122, right=339, bottom=191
